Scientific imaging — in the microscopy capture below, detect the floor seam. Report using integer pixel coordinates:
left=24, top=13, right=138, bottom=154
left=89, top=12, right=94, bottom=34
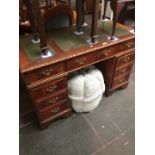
left=82, top=114, right=105, bottom=146
left=91, top=127, right=133, bottom=155
left=107, top=114, right=122, bottom=133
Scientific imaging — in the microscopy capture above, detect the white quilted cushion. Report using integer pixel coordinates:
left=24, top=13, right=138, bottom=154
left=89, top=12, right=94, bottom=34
left=68, top=66, right=105, bottom=112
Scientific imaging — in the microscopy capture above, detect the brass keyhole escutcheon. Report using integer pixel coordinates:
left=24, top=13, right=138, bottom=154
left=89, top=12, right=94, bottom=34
left=40, top=68, right=53, bottom=76
left=46, top=85, right=57, bottom=93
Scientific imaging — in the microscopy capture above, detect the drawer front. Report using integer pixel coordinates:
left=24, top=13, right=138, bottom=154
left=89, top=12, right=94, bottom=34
left=30, top=77, right=67, bottom=100
left=24, top=62, right=65, bottom=85
left=112, top=74, right=130, bottom=88
left=39, top=100, right=69, bottom=121
left=66, top=53, right=95, bottom=71
left=116, top=52, right=134, bottom=67
left=118, top=39, right=135, bottom=51
left=124, top=39, right=135, bottom=49
left=95, top=39, right=134, bottom=62
left=37, top=90, right=68, bottom=110
left=95, top=47, right=116, bottom=61
left=114, top=63, right=133, bottom=78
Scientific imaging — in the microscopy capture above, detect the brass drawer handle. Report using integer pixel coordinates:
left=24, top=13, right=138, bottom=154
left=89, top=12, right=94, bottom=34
left=48, top=97, right=58, bottom=104
left=125, top=41, right=134, bottom=48
left=122, top=57, right=130, bottom=63
left=40, top=68, right=53, bottom=77
left=46, top=85, right=57, bottom=93
left=105, top=50, right=112, bottom=55
left=75, top=58, right=86, bottom=65
left=121, top=68, right=128, bottom=73
left=51, top=107, right=60, bottom=113
left=119, top=45, right=124, bottom=50
left=97, top=52, right=105, bottom=58
left=97, top=50, right=112, bottom=58
left=118, top=78, right=124, bottom=83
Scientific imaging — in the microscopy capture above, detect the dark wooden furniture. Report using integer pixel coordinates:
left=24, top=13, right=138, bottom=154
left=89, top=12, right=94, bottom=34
left=103, top=0, right=135, bottom=39
left=19, top=0, right=76, bottom=34
left=20, top=21, right=135, bottom=129
left=20, top=0, right=101, bottom=55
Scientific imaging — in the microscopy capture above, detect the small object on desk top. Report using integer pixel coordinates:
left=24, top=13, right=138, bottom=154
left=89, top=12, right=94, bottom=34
left=102, top=42, right=108, bottom=45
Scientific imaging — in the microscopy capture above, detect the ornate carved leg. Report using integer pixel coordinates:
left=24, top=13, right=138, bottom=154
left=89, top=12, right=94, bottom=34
left=19, top=0, right=27, bottom=23
left=90, top=0, right=99, bottom=44
left=110, top=1, right=125, bottom=40
left=103, top=0, right=108, bottom=20
left=81, top=0, right=85, bottom=25
left=24, top=0, right=39, bottom=42
left=68, top=0, right=71, bottom=6
left=32, top=0, right=52, bottom=58
left=19, top=9, right=27, bottom=23
left=75, top=0, right=84, bottom=35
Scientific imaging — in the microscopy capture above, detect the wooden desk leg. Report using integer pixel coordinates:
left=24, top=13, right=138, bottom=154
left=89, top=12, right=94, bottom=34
left=121, top=83, right=128, bottom=89
left=105, top=82, right=129, bottom=97
left=76, top=0, right=84, bottom=33
left=103, top=0, right=108, bottom=20
left=24, top=0, right=39, bottom=41
left=39, top=110, right=73, bottom=130
left=110, top=1, right=125, bottom=40
left=104, top=89, right=114, bottom=97
left=32, top=0, right=49, bottom=55
left=81, top=0, right=86, bottom=25
left=62, top=110, right=73, bottom=118
left=40, top=122, right=51, bottom=130
left=90, top=0, right=99, bottom=43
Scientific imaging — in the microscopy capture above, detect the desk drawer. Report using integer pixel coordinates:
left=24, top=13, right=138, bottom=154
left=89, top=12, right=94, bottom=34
left=24, top=62, right=65, bottom=85
left=30, top=77, right=67, bottom=100
left=124, top=40, right=135, bottom=49
left=118, top=39, right=135, bottom=51
left=37, top=90, right=68, bottom=110
left=112, top=74, right=130, bottom=88
left=116, top=52, right=134, bottom=67
left=94, top=39, right=134, bottom=62
left=114, top=63, right=133, bottom=78
left=66, top=53, right=95, bottom=71
left=95, top=48, right=115, bottom=61
left=39, top=100, right=69, bottom=121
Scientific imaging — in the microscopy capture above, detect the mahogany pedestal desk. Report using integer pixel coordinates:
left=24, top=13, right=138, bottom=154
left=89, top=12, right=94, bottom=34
left=19, top=21, right=135, bottom=129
